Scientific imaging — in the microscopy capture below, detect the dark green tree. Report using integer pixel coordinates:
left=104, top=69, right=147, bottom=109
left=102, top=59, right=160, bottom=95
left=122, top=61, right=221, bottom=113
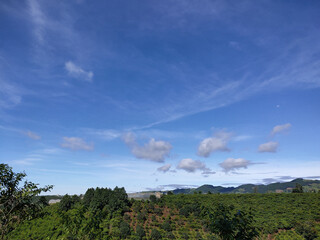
left=292, top=183, right=304, bottom=193
left=119, top=221, right=131, bottom=238
left=209, top=204, right=258, bottom=240
left=150, top=229, right=162, bottom=240
left=0, top=164, right=52, bottom=239
left=150, top=194, right=157, bottom=203
left=136, top=225, right=146, bottom=239
left=59, top=194, right=80, bottom=212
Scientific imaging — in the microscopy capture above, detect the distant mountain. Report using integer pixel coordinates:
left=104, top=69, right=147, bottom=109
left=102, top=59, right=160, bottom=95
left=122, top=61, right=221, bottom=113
left=171, top=178, right=320, bottom=194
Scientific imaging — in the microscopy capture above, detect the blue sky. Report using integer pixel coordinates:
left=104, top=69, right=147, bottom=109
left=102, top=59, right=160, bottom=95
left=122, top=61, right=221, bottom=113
left=1, top=0, right=320, bottom=194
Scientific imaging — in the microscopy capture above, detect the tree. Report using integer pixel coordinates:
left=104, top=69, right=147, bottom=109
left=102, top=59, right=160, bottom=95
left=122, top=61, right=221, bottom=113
left=119, top=221, right=131, bottom=238
left=209, top=204, right=258, bottom=240
left=150, top=229, right=162, bottom=240
left=149, top=194, right=157, bottom=203
left=136, top=225, right=145, bottom=239
left=292, top=183, right=304, bottom=193
left=0, top=164, right=52, bottom=239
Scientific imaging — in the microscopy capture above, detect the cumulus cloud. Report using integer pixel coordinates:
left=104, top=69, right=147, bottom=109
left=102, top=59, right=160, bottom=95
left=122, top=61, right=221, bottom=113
left=61, top=137, right=94, bottom=151
left=123, top=132, right=172, bottom=162
left=24, top=130, right=41, bottom=140
left=198, top=130, right=232, bottom=157
left=65, top=61, right=93, bottom=82
left=157, top=164, right=172, bottom=173
left=258, top=141, right=278, bottom=153
left=177, top=158, right=214, bottom=176
left=271, top=123, right=291, bottom=136
left=219, top=158, right=251, bottom=172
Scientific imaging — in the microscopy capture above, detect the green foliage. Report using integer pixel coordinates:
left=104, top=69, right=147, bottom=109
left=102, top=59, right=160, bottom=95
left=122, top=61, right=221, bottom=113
left=59, top=194, right=80, bottom=212
left=275, top=230, right=304, bottom=240
left=295, top=221, right=318, bottom=240
left=0, top=164, right=52, bottom=239
left=119, top=221, right=131, bottom=238
left=149, top=194, right=157, bottom=203
left=7, top=180, right=320, bottom=240
left=135, top=225, right=145, bottom=239
left=150, top=228, right=162, bottom=239
left=292, top=183, right=304, bottom=193
left=206, top=204, right=258, bottom=239
left=162, top=219, right=172, bottom=231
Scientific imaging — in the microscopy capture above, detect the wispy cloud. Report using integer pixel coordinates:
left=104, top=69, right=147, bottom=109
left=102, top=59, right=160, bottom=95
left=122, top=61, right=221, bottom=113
left=23, top=130, right=41, bottom=140
left=0, top=125, right=41, bottom=140
left=27, top=0, right=46, bottom=44
left=61, top=137, right=94, bottom=151
left=271, top=123, right=291, bottom=136
left=0, top=80, right=21, bottom=109
left=65, top=61, right=93, bottom=82
left=11, top=157, right=42, bottom=166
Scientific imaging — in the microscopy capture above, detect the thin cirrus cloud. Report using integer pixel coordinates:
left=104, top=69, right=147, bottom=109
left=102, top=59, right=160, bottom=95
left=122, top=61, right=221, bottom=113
left=61, top=137, right=94, bottom=151
left=197, top=130, right=232, bottom=157
left=271, top=123, right=292, bottom=136
left=0, top=80, right=22, bottom=109
left=258, top=141, right=278, bottom=153
left=123, top=132, right=172, bottom=163
left=24, top=130, right=41, bottom=140
left=65, top=61, right=93, bottom=82
left=177, top=158, right=215, bottom=176
left=157, top=164, right=172, bottom=173
left=219, top=158, right=251, bottom=172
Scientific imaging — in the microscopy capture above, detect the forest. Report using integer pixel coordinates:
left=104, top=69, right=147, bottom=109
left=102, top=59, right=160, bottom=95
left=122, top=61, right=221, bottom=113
left=2, top=164, right=320, bottom=240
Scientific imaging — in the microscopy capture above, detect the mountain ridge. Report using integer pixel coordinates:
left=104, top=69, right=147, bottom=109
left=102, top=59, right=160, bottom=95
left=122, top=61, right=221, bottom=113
left=171, top=178, right=320, bottom=194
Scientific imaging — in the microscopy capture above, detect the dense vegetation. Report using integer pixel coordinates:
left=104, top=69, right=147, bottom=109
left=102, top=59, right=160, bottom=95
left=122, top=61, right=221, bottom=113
left=7, top=191, right=320, bottom=239
left=0, top=164, right=52, bottom=239
left=2, top=164, right=320, bottom=239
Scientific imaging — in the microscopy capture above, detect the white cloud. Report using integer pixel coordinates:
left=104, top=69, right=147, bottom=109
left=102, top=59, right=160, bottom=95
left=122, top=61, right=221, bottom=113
left=61, top=137, right=94, bottom=151
left=271, top=123, right=291, bottom=136
left=84, top=128, right=121, bottom=140
left=219, top=158, right=251, bottom=172
left=177, top=158, right=214, bottom=175
left=258, top=141, right=278, bottom=153
left=12, top=157, right=41, bottom=166
left=123, top=132, right=172, bottom=162
left=24, top=130, right=41, bottom=140
left=65, top=61, right=93, bottom=82
left=157, top=164, right=172, bottom=173
left=198, top=130, right=232, bottom=157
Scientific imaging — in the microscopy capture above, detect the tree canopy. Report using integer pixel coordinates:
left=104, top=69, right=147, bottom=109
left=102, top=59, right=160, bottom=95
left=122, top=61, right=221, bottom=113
left=0, top=164, right=52, bottom=239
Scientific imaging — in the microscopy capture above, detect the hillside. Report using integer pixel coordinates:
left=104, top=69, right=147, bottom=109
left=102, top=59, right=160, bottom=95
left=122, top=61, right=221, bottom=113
left=172, top=178, right=320, bottom=194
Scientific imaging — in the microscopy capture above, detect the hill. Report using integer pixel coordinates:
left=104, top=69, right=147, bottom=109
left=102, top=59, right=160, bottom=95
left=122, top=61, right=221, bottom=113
left=171, top=178, right=320, bottom=194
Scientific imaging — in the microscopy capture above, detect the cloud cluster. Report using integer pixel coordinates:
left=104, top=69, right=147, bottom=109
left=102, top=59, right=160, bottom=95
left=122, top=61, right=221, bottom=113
left=65, top=61, right=93, bottom=82
left=271, top=123, right=291, bottom=136
left=177, top=158, right=215, bottom=175
left=258, top=141, right=278, bottom=153
left=198, top=130, right=232, bottom=157
left=61, top=137, right=94, bottom=151
left=123, top=132, right=172, bottom=162
left=219, top=158, right=251, bottom=172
